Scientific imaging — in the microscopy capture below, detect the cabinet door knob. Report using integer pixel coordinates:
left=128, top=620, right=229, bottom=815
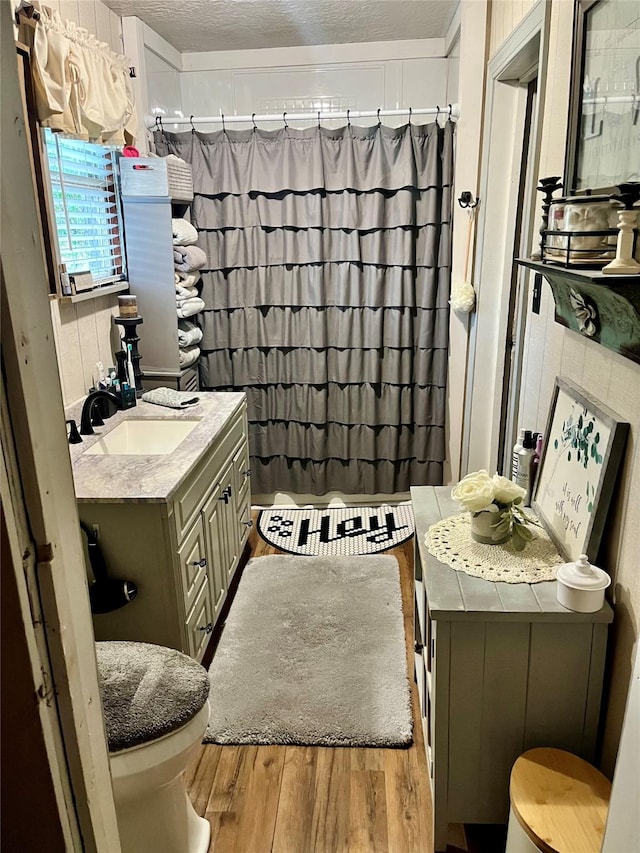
left=191, top=558, right=207, bottom=568
left=243, top=519, right=254, bottom=528
left=242, top=469, right=251, bottom=478
left=219, top=491, right=229, bottom=504
left=197, top=622, right=213, bottom=634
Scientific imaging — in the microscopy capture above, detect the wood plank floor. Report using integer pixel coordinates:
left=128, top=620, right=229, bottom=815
left=186, top=514, right=504, bottom=853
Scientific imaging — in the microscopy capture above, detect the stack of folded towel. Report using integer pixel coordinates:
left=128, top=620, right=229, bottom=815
left=172, top=219, right=207, bottom=368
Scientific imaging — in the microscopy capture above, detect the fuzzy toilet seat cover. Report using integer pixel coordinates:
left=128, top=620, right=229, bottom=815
left=96, top=641, right=210, bottom=753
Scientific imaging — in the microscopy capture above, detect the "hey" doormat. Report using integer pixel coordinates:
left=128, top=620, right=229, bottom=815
left=257, top=504, right=414, bottom=556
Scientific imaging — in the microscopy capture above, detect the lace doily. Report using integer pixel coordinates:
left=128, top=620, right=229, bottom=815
left=425, top=513, right=563, bottom=584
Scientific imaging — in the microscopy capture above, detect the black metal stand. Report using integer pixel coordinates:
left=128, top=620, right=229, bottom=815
left=114, top=316, right=144, bottom=397
left=534, top=176, right=563, bottom=259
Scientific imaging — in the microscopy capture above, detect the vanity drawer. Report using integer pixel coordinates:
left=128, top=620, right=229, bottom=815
left=185, top=578, right=213, bottom=662
left=233, top=437, right=250, bottom=501
left=176, top=516, right=208, bottom=614
left=174, top=406, right=245, bottom=539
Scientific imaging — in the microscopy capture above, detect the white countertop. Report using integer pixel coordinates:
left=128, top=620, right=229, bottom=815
left=68, top=391, right=245, bottom=503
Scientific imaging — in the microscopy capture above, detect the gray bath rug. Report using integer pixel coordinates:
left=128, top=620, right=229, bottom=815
left=205, top=554, right=413, bottom=747
left=257, top=504, right=414, bottom=556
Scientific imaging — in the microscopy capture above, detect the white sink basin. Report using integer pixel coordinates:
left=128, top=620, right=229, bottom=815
left=85, top=419, right=200, bottom=456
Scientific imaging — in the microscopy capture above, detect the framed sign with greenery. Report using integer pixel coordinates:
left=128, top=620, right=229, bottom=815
left=532, top=377, right=629, bottom=561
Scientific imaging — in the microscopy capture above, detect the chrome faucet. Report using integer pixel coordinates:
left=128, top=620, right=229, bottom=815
left=80, top=389, right=121, bottom=436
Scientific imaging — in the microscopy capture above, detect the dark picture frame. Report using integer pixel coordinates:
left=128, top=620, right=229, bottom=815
left=532, top=377, right=629, bottom=562
left=564, top=0, right=640, bottom=195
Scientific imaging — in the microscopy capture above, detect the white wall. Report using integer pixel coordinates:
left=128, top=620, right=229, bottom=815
left=486, top=0, right=640, bottom=779
left=176, top=39, right=450, bottom=132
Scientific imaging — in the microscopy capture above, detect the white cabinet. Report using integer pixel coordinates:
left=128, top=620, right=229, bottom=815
left=412, top=486, right=612, bottom=851
left=85, top=402, right=251, bottom=661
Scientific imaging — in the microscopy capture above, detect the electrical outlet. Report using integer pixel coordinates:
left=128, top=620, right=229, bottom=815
left=91, top=524, right=100, bottom=541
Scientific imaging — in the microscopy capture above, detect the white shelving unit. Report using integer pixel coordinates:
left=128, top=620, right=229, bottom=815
left=120, top=158, right=199, bottom=392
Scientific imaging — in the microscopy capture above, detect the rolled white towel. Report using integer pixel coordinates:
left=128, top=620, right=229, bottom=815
left=175, top=271, right=201, bottom=289
left=174, top=245, right=207, bottom=272
left=172, top=218, right=198, bottom=246
left=176, top=296, right=205, bottom=319
left=178, top=320, right=203, bottom=347
left=176, top=284, right=199, bottom=300
left=179, top=345, right=201, bottom=368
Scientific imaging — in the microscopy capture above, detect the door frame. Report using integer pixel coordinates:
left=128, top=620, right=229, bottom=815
left=461, top=1, right=550, bottom=475
left=1, top=4, right=121, bottom=849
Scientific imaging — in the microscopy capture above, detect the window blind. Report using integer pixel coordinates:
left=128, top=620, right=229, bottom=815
left=44, top=129, right=126, bottom=284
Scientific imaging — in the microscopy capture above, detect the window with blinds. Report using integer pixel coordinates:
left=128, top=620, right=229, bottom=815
left=44, top=129, right=126, bottom=285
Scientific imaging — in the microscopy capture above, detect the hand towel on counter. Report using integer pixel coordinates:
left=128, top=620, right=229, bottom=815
left=141, top=387, right=200, bottom=408
left=178, top=320, right=203, bottom=348
left=174, top=245, right=207, bottom=272
left=175, top=271, right=201, bottom=289
left=178, top=345, right=201, bottom=368
left=172, top=218, right=198, bottom=246
left=176, top=296, right=205, bottom=319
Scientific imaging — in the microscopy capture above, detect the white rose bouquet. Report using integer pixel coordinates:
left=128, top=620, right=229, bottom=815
left=451, top=469, right=536, bottom=550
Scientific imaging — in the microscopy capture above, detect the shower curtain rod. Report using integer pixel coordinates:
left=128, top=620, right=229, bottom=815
left=146, top=104, right=460, bottom=129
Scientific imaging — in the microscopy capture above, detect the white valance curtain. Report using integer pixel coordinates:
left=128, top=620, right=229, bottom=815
left=27, top=4, right=136, bottom=144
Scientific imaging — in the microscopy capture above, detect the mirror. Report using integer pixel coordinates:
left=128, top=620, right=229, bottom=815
left=566, top=0, right=640, bottom=194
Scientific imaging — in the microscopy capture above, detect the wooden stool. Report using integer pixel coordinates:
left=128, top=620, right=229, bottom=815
left=506, top=748, right=611, bottom=853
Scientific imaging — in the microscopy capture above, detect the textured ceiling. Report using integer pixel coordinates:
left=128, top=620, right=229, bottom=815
left=103, top=0, right=458, bottom=53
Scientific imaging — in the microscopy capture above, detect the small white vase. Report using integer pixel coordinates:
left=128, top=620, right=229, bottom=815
left=470, top=510, right=511, bottom=544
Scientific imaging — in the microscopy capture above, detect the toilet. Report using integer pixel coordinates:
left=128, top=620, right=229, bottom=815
left=96, top=641, right=211, bottom=853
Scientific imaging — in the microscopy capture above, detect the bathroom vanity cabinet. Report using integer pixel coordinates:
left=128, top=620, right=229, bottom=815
left=411, top=486, right=612, bottom=852
left=76, top=395, right=250, bottom=662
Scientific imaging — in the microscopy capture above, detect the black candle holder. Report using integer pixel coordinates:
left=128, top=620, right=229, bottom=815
left=533, top=176, right=563, bottom=259
left=114, top=316, right=144, bottom=397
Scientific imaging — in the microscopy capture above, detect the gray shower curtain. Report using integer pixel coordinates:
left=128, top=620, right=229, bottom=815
left=156, top=120, right=454, bottom=495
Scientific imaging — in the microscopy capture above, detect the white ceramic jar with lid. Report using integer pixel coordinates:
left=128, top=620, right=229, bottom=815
left=556, top=554, right=610, bottom=613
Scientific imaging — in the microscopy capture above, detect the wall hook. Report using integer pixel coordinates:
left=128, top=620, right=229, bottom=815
left=458, top=191, right=479, bottom=209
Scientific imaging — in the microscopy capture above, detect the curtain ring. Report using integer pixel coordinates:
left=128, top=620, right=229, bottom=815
left=221, top=113, right=226, bottom=134
left=317, top=110, right=321, bottom=128
left=377, top=108, right=381, bottom=127
left=408, top=106, right=412, bottom=125
left=448, top=104, right=453, bottom=121
left=158, top=116, right=167, bottom=143
left=347, top=108, right=351, bottom=127
left=252, top=113, right=257, bottom=131
left=190, top=115, right=195, bottom=134
left=283, top=111, right=288, bottom=129
left=436, top=105, right=440, bottom=123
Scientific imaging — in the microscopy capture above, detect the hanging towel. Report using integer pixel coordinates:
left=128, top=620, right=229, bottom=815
left=178, top=345, right=201, bottom=368
left=178, top=320, right=203, bottom=348
left=176, top=284, right=199, bottom=300
left=141, top=387, right=200, bottom=408
left=175, top=271, right=201, bottom=289
left=172, top=218, right=198, bottom=246
left=176, top=296, right=206, bottom=319
left=174, top=245, right=207, bottom=272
